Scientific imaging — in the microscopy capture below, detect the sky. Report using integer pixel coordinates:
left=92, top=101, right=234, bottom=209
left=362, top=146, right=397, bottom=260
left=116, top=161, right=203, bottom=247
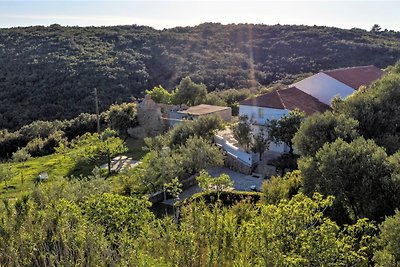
left=0, top=1, right=399, bottom=31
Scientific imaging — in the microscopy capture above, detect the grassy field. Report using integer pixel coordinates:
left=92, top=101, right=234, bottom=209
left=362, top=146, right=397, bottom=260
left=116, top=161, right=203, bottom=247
left=0, top=137, right=146, bottom=200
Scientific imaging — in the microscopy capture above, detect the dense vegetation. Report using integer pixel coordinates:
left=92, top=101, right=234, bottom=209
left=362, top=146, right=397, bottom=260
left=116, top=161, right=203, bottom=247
left=1, top=24, right=400, bottom=266
left=1, top=23, right=400, bottom=129
left=0, top=177, right=380, bottom=266
left=0, top=102, right=139, bottom=160
left=291, top=61, right=400, bottom=225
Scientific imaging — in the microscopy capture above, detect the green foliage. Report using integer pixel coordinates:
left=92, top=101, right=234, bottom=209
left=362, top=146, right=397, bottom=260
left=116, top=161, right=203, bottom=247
left=386, top=60, right=400, bottom=74
left=196, top=170, right=234, bottom=193
left=82, top=193, right=154, bottom=238
left=293, top=111, right=359, bottom=156
left=145, top=85, right=172, bottom=104
left=269, top=153, right=299, bottom=176
left=232, top=115, right=252, bottom=150
left=136, top=193, right=375, bottom=266
left=0, top=176, right=155, bottom=266
left=12, top=148, right=31, bottom=163
left=133, top=136, right=224, bottom=193
left=0, top=179, right=109, bottom=266
left=299, top=137, right=399, bottom=222
left=0, top=172, right=378, bottom=266
left=78, top=130, right=128, bottom=176
left=336, top=70, right=400, bottom=154
left=172, top=76, right=208, bottom=106
left=165, top=177, right=183, bottom=201
left=177, top=136, right=224, bottom=175
left=371, top=24, right=382, bottom=33
left=267, top=109, right=305, bottom=155
left=0, top=113, right=98, bottom=160
left=1, top=24, right=400, bottom=130
left=24, top=130, right=66, bottom=157
left=262, top=170, right=302, bottom=204
left=163, top=114, right=224, bottom=148
left=205, top=89, right=251, bottom=115
left=251, top=128, right=269, bottom=160
left=104, top=102, right=138, bottom=138
left=0, top=162, right=13, bottom=189
left=374, top=210, right=400, bottom=266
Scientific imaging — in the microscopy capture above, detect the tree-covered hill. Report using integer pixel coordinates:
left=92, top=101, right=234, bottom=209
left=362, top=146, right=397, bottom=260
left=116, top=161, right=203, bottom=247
left=1, top=23, right=400, bottom=129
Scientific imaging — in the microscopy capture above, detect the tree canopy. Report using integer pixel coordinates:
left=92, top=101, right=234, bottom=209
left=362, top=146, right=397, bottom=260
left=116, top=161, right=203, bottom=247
left=104, top=102, right=138, bottom=138
left=267, top=109, right=305, bottom=155
left=78, top=129, right=128, bottom=176
left=335, top=65, right=400, bottom=154
left=232, top=115, right=252, bottom=150
left=299, top=137, right=400, bottom=222
left=293, top=111, right=359, bottom=156
left=1, top=23, right=400, bottom=130
left=172, top=76, right=208, bottom=106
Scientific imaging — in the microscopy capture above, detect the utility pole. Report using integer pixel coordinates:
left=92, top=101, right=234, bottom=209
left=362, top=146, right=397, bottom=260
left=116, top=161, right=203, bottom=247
left=94, top=88, right=100, bottom=134
left=162, top=146, right=170, bottom=201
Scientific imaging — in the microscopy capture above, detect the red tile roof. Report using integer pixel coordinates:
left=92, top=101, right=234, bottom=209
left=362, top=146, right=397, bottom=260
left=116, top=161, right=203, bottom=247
left=240, top=90, right=285, bottom=109
left=277, top=87, right=330, bottom=116
left=240, top=87, right=330, bottom=116
left=323, top=65, right=384, bottom=89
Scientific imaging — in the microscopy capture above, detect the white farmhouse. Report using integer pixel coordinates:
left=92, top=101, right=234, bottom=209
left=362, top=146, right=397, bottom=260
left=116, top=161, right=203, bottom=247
left=239, top=87, right=330, bottom=153
left=238, top=65, right=384, bottom=153
left=214, top=65, right=385, bottom=173
left=292, top=65, right=384, bottom=105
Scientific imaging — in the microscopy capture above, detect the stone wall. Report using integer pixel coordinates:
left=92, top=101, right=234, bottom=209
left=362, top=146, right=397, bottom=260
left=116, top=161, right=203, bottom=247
left=134, top=95, right=164, bottom=137
left=215, top=107, right=232, bottom=122
left=224, top=153, right=254, bottom=175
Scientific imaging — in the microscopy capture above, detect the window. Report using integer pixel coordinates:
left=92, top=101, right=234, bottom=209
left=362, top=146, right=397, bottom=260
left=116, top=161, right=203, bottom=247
left=258, top=108, right=265, bottom=118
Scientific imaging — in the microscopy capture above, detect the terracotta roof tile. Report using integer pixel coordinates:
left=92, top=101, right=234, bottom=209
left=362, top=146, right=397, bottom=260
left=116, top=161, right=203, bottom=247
left=277, top=87, right=330, bottom=115
left=239, top=90, right=285, bottom=109
left=323, top=65, right=384, bottom=89
left=240, top=87, right=329, bottom=116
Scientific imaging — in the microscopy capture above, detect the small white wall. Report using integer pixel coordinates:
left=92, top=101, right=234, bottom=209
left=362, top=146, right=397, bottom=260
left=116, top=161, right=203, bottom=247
left=292, top=73, right=355, bottom=105
left=239, top=105, right=288, bottom=125
left=214, top=135, right=258, bottom=167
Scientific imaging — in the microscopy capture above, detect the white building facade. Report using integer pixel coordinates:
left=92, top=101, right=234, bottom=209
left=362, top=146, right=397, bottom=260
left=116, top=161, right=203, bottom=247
left=239, top=104, right=290, bottom=153
left=235, top=65, right=384, bottom=157
left=292, top=72, right=355, bottom=105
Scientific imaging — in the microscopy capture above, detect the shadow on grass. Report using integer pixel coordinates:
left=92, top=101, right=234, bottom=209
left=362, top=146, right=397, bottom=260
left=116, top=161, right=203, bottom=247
left=66, top=158, right=96, bottom=178
left=2, top=185, right=16, bottom=190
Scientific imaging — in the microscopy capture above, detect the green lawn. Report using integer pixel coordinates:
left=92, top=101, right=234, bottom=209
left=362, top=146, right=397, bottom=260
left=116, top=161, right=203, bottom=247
left=0, top=138, right=147, bottom=201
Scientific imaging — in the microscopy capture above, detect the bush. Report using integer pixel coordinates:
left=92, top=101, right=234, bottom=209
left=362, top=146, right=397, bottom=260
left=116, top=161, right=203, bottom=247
left=262, top=170, right=302, bottom=204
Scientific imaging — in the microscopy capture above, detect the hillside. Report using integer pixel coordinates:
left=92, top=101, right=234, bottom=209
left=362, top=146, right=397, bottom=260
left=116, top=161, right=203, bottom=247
left=1, top=23, right=400, bottom=129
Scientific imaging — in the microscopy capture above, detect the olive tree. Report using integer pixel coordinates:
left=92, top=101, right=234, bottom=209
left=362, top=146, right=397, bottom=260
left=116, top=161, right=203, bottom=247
left=104, top=102, right=138, bottom=139
left=232, top=115, right=252, bottom=151
left=79, top=129, right=128, bottom=177
left=267, top=109, right=305, bottom=156
left=299, top=137, right=398, bottom=222
left=293, top=111, right=359, bottom=156
left=172, top=76, right=207, bottom=106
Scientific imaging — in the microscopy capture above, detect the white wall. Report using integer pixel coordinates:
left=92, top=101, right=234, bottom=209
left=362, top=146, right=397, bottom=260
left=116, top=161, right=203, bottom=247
left=239, top=105, right=290, bottom=154
left=251, top=124, right=288, bottom=153
left=239, top=105, right=288, bottom=125
left=292, top=73, right=355, bottom=105
left=214, top=135, right=258, bottom=166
